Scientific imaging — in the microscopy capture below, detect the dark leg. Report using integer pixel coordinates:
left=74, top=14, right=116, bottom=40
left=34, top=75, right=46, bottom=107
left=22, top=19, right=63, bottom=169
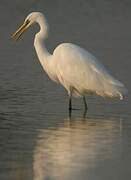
left=83, top=96, right=88, bottom=110
left=68, top=88, right=73, bottom=111
left=68, top=96, right=72, bottom=118
left=69, top=96, right=72, bottom=111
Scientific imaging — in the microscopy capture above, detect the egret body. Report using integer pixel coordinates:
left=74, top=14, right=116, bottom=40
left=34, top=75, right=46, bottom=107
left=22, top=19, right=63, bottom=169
left=12, top=12, right=127, bottom=111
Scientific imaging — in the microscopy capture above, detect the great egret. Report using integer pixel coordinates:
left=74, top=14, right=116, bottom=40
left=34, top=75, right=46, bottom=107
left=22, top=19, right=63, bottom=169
left=12, top=12, right=127, bottom=111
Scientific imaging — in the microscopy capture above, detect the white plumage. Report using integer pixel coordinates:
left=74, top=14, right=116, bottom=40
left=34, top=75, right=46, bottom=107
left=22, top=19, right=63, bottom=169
left=12, top=12, right=127, bottom=110
left=52, top=43, right=126, bottom=98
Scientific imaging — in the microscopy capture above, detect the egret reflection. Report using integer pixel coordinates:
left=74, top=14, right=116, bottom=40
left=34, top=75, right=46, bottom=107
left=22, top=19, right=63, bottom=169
left=33, top=116, right=121, bottom=180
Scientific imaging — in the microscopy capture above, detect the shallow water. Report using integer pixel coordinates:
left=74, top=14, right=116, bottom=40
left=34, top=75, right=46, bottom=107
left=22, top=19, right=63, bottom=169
left=0, top=0, right=131, bottom=180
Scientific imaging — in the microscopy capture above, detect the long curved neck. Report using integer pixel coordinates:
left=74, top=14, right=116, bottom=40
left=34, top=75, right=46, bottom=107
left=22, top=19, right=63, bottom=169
left=34, top=17, right=51, bottom=73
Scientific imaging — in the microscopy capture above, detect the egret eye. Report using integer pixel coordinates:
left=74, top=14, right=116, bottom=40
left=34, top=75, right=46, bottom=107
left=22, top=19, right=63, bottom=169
left=25, top=19, right=30, bottom=24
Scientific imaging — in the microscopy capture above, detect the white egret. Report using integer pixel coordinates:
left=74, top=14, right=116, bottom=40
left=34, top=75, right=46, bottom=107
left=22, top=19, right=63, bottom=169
left=12, top=12, right=127, bottom=111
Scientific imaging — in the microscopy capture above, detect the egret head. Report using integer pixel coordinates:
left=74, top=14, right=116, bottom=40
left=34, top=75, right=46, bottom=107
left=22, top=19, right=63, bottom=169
left=11, top=12, right=47, bottom=40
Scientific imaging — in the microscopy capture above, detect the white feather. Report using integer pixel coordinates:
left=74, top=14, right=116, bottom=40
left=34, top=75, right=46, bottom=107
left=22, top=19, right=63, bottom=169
left=52, top=43, right=127, bottom=98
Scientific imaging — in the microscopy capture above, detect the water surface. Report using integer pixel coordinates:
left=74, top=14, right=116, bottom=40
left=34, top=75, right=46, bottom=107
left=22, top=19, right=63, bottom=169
left=0, top=0, right=131, bottom=179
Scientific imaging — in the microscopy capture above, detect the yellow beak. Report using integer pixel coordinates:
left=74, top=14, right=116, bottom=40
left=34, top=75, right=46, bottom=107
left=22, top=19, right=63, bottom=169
left=11, top=20, right=30, bottom=40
